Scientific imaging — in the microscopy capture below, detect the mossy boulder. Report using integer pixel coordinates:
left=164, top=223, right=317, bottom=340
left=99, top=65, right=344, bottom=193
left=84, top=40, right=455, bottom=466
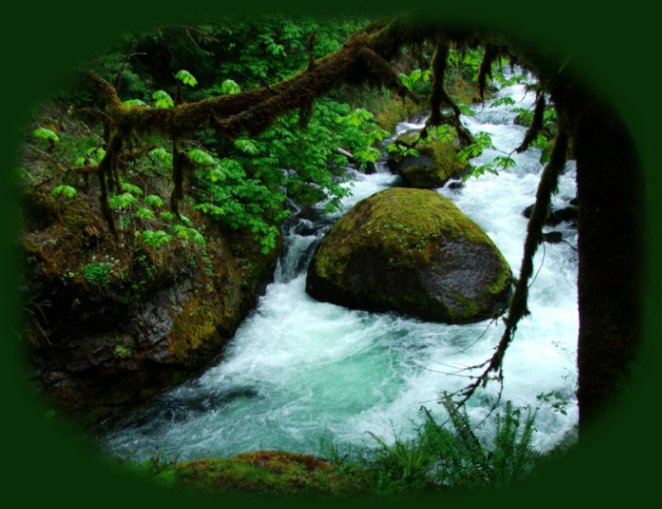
left=387, top=130, right=468, bottom=188
left=306, top=188, right=512, bottom=323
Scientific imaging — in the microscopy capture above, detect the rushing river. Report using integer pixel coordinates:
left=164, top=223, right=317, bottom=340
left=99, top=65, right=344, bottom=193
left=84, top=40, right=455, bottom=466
left=102, top=78, right=579, bottom=461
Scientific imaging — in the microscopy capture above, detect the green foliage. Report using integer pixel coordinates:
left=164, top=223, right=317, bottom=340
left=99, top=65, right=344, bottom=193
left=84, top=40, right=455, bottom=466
left=33, top=127, right=60, bottom=143
left=536, top=391, right=569, bottom=415
left=490, top=96, right=516, bottom=108
left=81, top=262, right=112, bottom=285
left=139, top=230, right=172, bottom=249
left=399, top=68, right=431, bottom=97
left=113, top=344, right=132, bottom=359
left=462, top=154, right=516, bottom=182
left=149, top=147, right=173, bottom=166
left=386, top=143, right=420, bottom=158
left=135, top=207, right=156, bottom=220
left=123, top=99, right=147, bottom=107
left=219, top=79, right=241, bottom=95
left=175, top=69, right=198, bottom=87
left=447, top=48, right=484, bottom=82
left=172, top=224, right=206, bottom=246
left=367, top=397, right=539, bottom=490
left=75, top=147, right=106, bottom=167
left=27, top=16, right=393, bottom=258
left=51, top=185, right=77, bottom=198
left=188, top=148, right=217, bottom=166
left=233, top=137, right=259, bottom=155
left=458, top=131, right=495, bottom=162
left=121, top=181, right=144, bottom=196
left=144, top=194, right=165, bottom=208
left=109, top=192, right=138, bottom=210
left=152, top=90, right=174, bottom=109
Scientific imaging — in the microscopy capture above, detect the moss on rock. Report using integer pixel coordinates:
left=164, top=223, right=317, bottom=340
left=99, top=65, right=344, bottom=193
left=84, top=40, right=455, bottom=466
left=388, top=130, right=468, bottom=188
left=172, top=450, right=372, bottom=496
left=306, top=188, right=512, bottom=323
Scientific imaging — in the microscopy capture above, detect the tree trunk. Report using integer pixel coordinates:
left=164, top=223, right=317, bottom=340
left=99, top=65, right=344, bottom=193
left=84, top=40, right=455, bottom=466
left=574, top=99, right=643, bottom=432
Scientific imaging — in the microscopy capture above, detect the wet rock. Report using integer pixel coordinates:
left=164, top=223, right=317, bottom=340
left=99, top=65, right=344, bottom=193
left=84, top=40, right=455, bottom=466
left=522, top=203, right=578, bottom=226
left=543, top=231, right=563, bottom=244
left=307, top=188, right=512, bottom=324
left=387, top=130, right=468, bottom=188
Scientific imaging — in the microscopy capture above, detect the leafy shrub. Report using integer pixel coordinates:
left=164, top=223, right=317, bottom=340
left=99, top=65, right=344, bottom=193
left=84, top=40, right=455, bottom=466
left=82, top=262, right=113, bottom=285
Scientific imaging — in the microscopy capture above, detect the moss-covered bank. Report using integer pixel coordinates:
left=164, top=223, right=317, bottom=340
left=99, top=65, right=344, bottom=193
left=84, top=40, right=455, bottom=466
left=22, top=188, right=279, bottom=427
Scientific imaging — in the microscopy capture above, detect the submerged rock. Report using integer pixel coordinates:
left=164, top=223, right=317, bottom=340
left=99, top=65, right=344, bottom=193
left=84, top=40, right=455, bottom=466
left=522, top=203, right=578, bottom=226
left=306, top=188, right=512, bottom=323
left=387, top=130, right=468, bottom=188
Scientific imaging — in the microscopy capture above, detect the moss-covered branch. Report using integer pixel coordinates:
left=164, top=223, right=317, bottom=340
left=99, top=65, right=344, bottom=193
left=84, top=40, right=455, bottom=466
left=516, top=93, right=546, bottom=153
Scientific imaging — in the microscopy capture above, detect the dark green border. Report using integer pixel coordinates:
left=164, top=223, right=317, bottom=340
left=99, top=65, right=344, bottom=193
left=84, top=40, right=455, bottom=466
left=2, top=1, right=659, bottom=508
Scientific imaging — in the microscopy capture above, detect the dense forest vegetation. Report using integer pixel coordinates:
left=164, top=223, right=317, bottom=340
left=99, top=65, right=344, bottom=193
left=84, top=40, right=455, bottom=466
left=8, top=9, right=648, bottom=503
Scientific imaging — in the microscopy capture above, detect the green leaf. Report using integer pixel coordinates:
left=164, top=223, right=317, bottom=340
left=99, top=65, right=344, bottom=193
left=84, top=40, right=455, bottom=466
left=16, top=167, right=34, bottom=181
left=152, top=90, right=174, bottom=109
left=108, top=192, right=138, bottom=209
left=149, top=147, right=173, bottom=165
left=494, top=155, right=517, bottom=170
left=219, top=79, right=241, bottom=95
left=33, top=127, right=59, bottom=143
left=136, top=207, right=156, bottom=220
left=195, top=202, right=224, bottom=218
left=121, top=181, right=144, bottom=196
left=188, top=148, right=217, bottom=166
left=178, top=214, right=193, bottom=227
left=140, top=230, right=172, bottom=248
left=175, top=69, right=198, bottom=87
left=145, top=194, right=165, bottom=208
left=51, top=185, right=77, bottom=198
left=159, top=211, right=176, bottom=222
left=234, top=138, right=259, bottom=155
left=123, top=99, right=147, bottom=107
left=491, top=96, right=516, bottom=108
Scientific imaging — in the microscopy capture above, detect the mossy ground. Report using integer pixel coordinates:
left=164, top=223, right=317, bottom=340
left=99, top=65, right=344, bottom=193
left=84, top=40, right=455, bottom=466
left=145, top=451, right=374, bottom=497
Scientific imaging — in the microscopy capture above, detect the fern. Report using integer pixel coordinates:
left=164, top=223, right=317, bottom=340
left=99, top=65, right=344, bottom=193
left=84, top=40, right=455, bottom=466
left=368, top=396, right=539, bottom=490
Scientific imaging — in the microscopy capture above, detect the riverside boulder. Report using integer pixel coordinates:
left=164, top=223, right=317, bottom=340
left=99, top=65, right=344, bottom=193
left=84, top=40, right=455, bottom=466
left=306, top=188, right=512, bottom=323
left=387, top=130, right=468, bottom=188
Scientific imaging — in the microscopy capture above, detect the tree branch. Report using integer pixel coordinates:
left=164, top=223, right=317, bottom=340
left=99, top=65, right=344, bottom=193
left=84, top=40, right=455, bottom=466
left=456, top=129, right=569, bottom=404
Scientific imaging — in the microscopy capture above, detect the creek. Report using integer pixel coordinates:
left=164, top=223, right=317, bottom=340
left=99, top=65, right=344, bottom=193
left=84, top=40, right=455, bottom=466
left=102, top=78, right=579, bottom=461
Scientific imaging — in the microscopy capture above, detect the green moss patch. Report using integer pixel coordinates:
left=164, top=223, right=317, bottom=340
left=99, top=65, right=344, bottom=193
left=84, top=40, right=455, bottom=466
left=389, top=130, right=467, bottom=188
left=173, top=451, right=372, bottom=496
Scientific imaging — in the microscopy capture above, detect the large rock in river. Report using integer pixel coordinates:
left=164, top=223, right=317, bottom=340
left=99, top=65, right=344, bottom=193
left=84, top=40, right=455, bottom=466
left=306, top=188, right=512, bottom=323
